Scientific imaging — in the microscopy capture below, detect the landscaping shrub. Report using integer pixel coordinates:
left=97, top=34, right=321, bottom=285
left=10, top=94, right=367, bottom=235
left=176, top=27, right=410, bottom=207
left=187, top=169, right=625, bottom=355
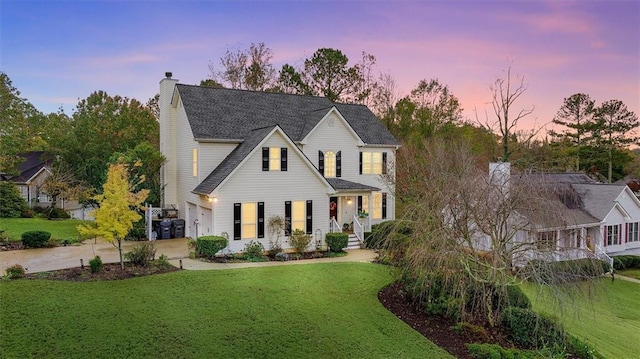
left=89, top=256, right=103, bottom=273
left=243, top=240, right=265, bottom=261
left=196, top=235, right=228, bottom=259
left=31, top=206, right=70, bottom=219
left=467, top=343, right=541, bottom=359
left=3, top=264, right=26, bottom=279
left=126, top=219, right=147, bottom=240
left=0, top=182, right=28, bottom=218
left=567, top=335, right=605, bottom=359
left=501, top=307, right=567, bottom=350
left=521, top=258, right=608, bottom=284
left=451, top=322, right=488, bottom=342
left=289, top=229, right=311, bottom=254
left=125, top=242, right=157, bottom=267
left=325, top=232, right=348, bottom=252
left=367, top=220, right=414, bottom=249
left=21, top=230, right=51, bottom=248
left=613, top=255, right=640, bottom=270
left=156, top=254, right=172, bottom=269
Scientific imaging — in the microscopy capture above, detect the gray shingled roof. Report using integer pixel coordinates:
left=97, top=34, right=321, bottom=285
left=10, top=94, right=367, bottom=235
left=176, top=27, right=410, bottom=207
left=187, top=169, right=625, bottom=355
left=572, top=183, right=626, bottom=220
left=326, top=178, right=380, bottom=192
left=176, top=84, right=400, bottom=146
left=193, top=126, right=275, bottom=195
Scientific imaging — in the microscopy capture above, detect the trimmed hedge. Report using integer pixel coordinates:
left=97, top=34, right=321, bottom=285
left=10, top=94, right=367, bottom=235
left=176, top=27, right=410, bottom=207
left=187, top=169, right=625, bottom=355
left=613, top=255, right=640, bottom=270
left=501, top=307, right=566, bottom=350
left=366, top=220, right=414, bottom=249
left=21, top=231, right=51, bottom=248
left=326, top=232, right=348, bottom=252
left=197, top=236, right=228, bottom=258
left=521, top=258, right=608, bottom=284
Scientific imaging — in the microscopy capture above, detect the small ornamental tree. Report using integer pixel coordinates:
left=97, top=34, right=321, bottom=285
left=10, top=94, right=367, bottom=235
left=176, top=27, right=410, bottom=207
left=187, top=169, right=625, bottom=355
left=77, top=161, right=148, bottom=269
left=0, top=181, right=27, bottom=218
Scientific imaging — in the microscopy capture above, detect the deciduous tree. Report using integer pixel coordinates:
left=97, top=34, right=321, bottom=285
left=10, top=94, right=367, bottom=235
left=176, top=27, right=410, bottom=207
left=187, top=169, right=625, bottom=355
left=77, top=161, right=149, bottom=269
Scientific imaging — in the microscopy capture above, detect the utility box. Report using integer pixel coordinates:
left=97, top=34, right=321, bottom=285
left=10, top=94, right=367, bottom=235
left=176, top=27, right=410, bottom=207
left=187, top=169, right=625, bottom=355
left=172, top=219, right=185, bottom=238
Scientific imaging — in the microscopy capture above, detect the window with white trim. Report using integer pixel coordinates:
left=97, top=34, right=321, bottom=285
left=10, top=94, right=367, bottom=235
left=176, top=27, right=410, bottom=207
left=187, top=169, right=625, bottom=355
left=292, top=201, right=306, bottom=232
left=192, top=148, right=198, bottom=177
left=628, top=222, right=639, bottom=242
left=537, top=231, right=557, bottom=250
left=262, top=147, right=287, bottom=171
left=269, top=147, right=281, bottom=171
left=242, top=203, right=257, bottom=239
left=606, top=224, right=621, bottom=246
left=372, top=192, right=382, bottom=219
left=324, top=151, right=336, bottom=178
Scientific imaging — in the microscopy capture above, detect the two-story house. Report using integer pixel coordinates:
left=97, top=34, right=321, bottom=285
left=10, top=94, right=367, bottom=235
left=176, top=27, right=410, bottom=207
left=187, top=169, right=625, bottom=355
left=159, top=73, right=399, bottom=252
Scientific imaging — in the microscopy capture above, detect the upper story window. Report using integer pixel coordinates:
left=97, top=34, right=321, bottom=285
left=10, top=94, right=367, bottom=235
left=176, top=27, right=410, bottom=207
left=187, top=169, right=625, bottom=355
left=318, top=150, right=341, bottom=178
left=192, top=148, right=198, bottom=177
left=360, top=151, right=387, bottom=175
left=262, top=147, right=287, bottom=171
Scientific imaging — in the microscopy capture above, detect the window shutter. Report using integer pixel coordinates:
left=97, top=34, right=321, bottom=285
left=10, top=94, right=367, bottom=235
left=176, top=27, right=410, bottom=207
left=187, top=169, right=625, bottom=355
left=357, top=196, right=362, bottom=212
left=619, top=224, right=623, bottom=245
left=306, top=200, right=313, bottom=234
left=382, top=152, right=388, bottom=174
left=359, top=152, right=363, bottom=174
left=318, top=151, right=324, bottom=174
left=336, top=151, right=342, bottom=177
left=285, top=201, right=292, bottom=236
left=262, top=147, right=269, bottom=171
left=280, top=148, right=287, bottom=171
left=382, top=193, right=387, bottom=219
left=604, top=226, right=608, bottom=246
left=233, top=203, right=241, bottom=240
left=257, top=202, right=265, bottom=238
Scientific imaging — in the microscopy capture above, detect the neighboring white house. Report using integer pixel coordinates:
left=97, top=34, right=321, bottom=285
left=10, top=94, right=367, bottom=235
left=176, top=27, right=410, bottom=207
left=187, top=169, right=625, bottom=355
left=481, top=163, right=640, bottom=267
left=158, top=73, right=400, bottom=251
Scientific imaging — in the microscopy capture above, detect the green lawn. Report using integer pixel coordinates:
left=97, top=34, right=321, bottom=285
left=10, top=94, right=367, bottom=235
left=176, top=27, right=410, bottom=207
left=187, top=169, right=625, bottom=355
left=0, top=263, right=452, bottom=359
left=0, top=218, right=92, bottom=241
left=523, top=279, right=640, bottom=359
left=618, top=268, right=640, bottom=280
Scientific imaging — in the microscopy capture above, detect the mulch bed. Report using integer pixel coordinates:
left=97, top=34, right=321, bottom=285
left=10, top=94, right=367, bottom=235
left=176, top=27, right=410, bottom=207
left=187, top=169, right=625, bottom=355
left=24, top=262, right=181, bottom=281
left=378, top=282, right=512, bottom=359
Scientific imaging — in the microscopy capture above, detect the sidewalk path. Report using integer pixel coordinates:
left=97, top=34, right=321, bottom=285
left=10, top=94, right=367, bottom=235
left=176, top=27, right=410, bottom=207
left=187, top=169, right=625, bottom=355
left=0, top=238, right=377, bottom=273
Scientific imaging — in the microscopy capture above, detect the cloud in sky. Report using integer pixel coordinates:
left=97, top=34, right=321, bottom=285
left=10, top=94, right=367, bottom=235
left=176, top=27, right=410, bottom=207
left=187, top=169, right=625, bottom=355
left=1, top=0, right=637, bottom=132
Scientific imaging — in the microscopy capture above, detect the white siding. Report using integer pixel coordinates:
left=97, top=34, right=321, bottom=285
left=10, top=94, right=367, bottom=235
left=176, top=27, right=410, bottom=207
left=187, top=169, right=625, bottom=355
left=214, top=131, right=331, bottom=252
left=603, top=188, right=640, bottom=254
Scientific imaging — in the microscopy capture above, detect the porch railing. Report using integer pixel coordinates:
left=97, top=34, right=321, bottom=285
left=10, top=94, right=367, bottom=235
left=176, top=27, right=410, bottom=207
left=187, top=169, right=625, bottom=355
left=594, top=245, right=614, bottom=273
left=329, top=218, right=342, bottom=233
left=353, top=215, right=364, bottom=243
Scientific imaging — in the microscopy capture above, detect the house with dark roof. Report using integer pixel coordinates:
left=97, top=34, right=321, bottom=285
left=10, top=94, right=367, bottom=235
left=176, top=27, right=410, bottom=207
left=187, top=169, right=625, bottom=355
left=480, top=164, right=640, bottom=267
left=1, top=151, right=52, bottom=206
left=158, top=73, right=400, bottom=252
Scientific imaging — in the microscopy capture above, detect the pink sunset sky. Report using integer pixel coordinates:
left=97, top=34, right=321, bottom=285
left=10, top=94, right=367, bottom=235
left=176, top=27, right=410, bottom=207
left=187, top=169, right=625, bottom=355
left=1, top=1, right=638, bottom=134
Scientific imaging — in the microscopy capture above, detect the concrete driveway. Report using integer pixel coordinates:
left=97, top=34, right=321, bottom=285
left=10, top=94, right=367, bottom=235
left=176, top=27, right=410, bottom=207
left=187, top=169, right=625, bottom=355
left=0, top=238, right=189, bottom=274
left=0, top=238, right=378, bottom=273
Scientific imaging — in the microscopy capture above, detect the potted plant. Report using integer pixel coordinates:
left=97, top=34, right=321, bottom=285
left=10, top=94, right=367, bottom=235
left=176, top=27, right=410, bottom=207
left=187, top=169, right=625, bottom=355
left=358, top=211, right=369, bottom=219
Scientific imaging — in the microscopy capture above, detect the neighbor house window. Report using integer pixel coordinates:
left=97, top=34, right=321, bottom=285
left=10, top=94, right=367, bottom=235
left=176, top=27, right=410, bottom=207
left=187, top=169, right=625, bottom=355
left=285, top=200, right=313, bottom=235
left=628, top=222, right=639, bottom=242
left=233, top=202, right=265, bottom=240
left=262, top=147, right=287, bottom=171
left=537, top=231, right=557, bottom=250
left=606, top=224, right=621, bottom=246
left=192, top=148, right=198, bottom=177
left=360, top=152, right=387, bottom=175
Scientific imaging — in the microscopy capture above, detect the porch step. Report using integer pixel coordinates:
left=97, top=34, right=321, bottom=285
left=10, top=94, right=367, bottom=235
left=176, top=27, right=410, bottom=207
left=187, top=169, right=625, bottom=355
left=344, top=234, right=362, bottom=250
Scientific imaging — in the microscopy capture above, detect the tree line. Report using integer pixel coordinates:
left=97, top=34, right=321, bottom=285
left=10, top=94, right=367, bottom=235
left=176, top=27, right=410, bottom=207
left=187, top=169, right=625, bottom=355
left=0, top=43, right=638, bottom=212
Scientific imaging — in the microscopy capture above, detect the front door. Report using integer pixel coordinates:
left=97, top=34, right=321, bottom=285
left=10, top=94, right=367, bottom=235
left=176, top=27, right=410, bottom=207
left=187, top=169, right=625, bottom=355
left=329, top=196, right=338, bottom=220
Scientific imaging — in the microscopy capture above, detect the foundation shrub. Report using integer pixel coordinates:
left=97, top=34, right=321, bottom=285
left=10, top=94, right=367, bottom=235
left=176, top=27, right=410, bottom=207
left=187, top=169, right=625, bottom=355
left=4, top=264, right=26, bottom=279
left=289, top=229, right=311, bottom=254
left=613, top=255, right=640, bottom=270
left=325, top=232, right=348, bottom=252
left=196, top=235, right=228, bottom=259
left=243, top=240, right=265, bottom=261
